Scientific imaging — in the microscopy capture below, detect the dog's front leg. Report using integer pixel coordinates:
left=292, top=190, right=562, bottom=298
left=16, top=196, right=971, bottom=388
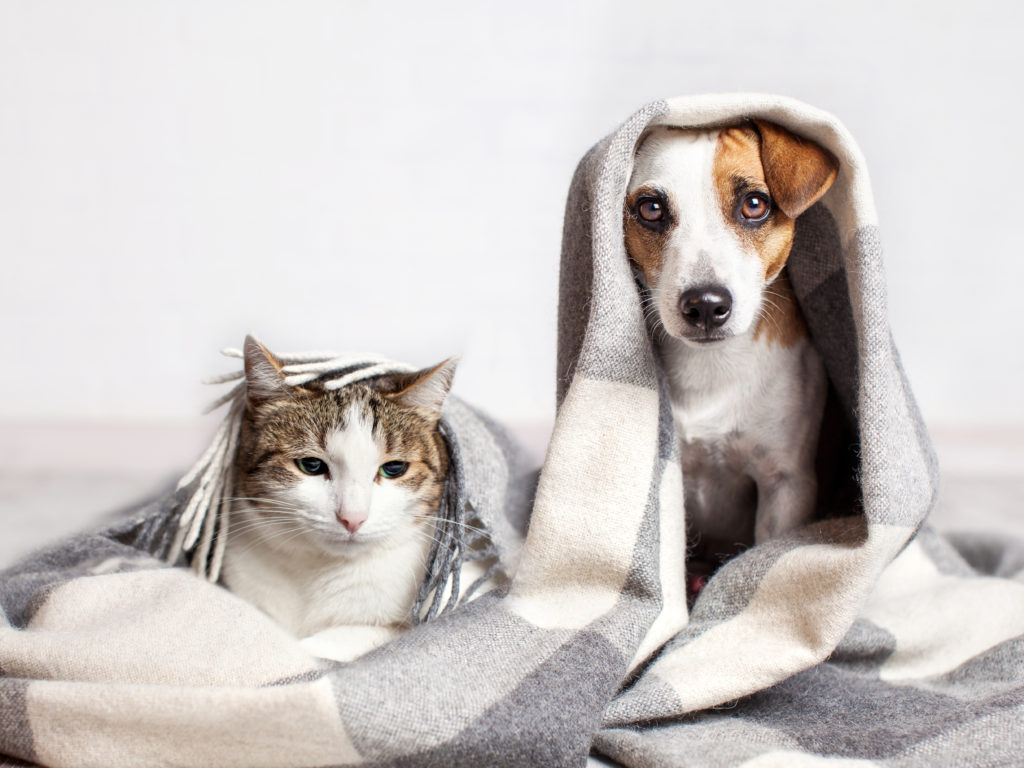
left=752, top=469, right=818, bottom=544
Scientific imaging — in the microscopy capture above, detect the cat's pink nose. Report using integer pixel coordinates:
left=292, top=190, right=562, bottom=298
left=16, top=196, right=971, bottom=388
left=337, top=512, right=365, bottom=533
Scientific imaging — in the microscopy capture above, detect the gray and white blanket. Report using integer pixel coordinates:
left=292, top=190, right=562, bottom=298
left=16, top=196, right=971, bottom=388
left=3, top=94, right=1024, bottom=767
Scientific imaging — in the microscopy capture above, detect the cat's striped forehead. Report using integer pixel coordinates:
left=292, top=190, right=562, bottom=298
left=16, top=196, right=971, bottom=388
left=250, top=386, right=427, bottom=446
left=237, top=382, right=447, bottom=487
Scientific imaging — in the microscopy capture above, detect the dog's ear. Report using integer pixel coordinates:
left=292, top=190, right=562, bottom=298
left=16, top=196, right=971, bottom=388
left=753, top=120, right=839, bottom=219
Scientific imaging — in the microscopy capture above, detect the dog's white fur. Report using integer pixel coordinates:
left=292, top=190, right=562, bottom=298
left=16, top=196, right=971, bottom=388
left=627, top=126, right=827, bottom=549
left=634, top=131, right=768, bottom=341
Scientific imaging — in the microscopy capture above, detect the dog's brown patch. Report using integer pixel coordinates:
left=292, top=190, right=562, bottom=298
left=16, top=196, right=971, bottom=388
left=712, top=127, right=797, bottom=282
left=623, top=185, right=676, bottom=285
left=624, top=122, right=837, bottom=327
left=752, top=120, right=839, bottom=219
left=753, top=268, right=808, bottom=348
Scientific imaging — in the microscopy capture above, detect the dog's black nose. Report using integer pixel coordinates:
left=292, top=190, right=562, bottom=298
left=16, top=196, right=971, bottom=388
left=679, top=287, right=733, bottom=330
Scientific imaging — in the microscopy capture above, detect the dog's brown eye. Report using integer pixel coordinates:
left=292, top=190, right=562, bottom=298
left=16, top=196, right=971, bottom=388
left=741, top=193, right=770, bottom=221
left=637, top=198, right=664, bottom=222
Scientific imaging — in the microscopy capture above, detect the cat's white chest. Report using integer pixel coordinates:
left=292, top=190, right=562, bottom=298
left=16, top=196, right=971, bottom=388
left=221, top=517, right=432, bottom=637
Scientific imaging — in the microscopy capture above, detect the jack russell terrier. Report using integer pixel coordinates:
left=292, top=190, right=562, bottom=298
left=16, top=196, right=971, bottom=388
left=623, top=120, right=839, bottom=598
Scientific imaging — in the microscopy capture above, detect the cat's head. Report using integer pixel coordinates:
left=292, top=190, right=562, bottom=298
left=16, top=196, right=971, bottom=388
left=234, top=336, right=456, bottom=557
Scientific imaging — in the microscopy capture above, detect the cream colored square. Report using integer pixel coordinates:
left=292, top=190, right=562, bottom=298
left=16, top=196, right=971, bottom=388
left=862, top=539, right=1024, bottom=680
left=509, top=377, right=660, bottom=630
left=1, top=568, right=317, bottom=687
left=739, top=752, right=882, bottom=767
left=29, top=676, right=360, bottom=768
left=628, top=464, right=687, bottom=670
left=650, top=524, right=909, bottom=713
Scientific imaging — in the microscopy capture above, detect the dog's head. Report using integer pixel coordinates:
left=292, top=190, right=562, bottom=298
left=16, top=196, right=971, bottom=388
left=624, top=121, right=838, bottom=346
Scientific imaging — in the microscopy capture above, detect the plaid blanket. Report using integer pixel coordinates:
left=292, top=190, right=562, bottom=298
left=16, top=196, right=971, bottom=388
left=3, top=94, right=1024, bottom=767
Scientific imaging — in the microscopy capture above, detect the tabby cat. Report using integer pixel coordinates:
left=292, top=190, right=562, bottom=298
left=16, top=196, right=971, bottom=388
left=221, top=337, right=456, bottom=659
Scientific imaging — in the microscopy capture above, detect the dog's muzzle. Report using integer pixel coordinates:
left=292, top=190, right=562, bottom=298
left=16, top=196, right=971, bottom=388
left=679, top=285, right=733, bottom=333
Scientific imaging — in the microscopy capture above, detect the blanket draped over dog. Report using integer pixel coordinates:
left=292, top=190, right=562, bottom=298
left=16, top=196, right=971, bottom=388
left=3, top=94, right=1024, bottom=767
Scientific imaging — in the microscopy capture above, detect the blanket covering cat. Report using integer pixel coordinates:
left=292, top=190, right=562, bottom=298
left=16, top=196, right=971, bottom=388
left=2, top=94, right=1024, bottom=767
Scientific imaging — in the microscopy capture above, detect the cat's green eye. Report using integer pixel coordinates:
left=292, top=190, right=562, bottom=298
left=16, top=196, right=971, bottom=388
left=379, top=461, right=409, bottom=479
left=296, top=457, right=328, bottom=476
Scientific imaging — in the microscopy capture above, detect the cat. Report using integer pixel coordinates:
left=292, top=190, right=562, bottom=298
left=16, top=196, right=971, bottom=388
left=220, top=336, right=458, bottom=660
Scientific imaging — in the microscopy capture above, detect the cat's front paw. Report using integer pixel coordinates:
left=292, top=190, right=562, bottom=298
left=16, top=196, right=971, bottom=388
left=299, top=625, right=403, bottom=662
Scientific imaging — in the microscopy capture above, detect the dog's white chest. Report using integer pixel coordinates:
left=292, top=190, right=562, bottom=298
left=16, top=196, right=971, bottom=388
left=665, top=335, right=802, bottom=439
left=661, top=334, right=825, bottom=548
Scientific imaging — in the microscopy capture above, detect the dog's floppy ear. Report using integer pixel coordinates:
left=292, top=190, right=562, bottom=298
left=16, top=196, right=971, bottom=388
left=753, top=119, right=839, bottom=219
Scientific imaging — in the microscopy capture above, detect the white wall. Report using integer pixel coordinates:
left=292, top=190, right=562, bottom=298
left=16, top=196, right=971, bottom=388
left=2, top=0, right=1023, bottom=436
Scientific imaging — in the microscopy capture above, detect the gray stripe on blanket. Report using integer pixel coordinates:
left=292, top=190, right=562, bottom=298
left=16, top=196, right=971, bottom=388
left=620, top=466, right=667, bottom=606
left=892, top=334, right=942, bottom=510
left=787, top=204, right=844, bottom=293
left=598, top=641, right=1024, bottom=767
left=600, top=518, right=874, bottom=725
left=724, top=657, right=1024, bottom=758
left=826, top=618, right=897, bottom=673
left=789, top=208, right=859, bottom=419
left=556, top=140, right=604, bottom=405
left=688, top=516, right=868, bottom=630
left=329, top=597, right=623, bottom=760
left=945, top=530, right=1024, bottom=579
left=561, top=101, right=668, bottom=395
left=654, top=376, right=678, bottom=464
left=923, top=636, right=1024, bottom=700
left=916, top=525, right=978, bottom=577
left=376, top=630, right=624, bottom=768
left=850, top=225, right=938, bottom=530
left=897, top=701, right=1024, bottom=768
left=445, top=399, right=536, bottom=549
left=616, top=380, right=680, bottom=613
left=593, top=718, right=799, bottom=768
left=0, top=679, right=35, bottom=765
left=601, top=461, right=674, bottom=660
left=260, top=668, right=326, bottom=688
left=0, top=533, right=158, bottom=627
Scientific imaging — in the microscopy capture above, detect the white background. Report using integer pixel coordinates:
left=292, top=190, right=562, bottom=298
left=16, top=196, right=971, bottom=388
left=2, top=1, right=1023, bottom=453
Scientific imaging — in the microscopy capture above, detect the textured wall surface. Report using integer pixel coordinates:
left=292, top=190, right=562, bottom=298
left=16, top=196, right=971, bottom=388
left=2, top=1, right=1022, bottom=432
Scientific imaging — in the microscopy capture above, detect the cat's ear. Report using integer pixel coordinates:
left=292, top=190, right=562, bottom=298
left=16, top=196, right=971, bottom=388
left=382, top=358, right=458, bottom=419
left=243, top=335, right=288, bottom=403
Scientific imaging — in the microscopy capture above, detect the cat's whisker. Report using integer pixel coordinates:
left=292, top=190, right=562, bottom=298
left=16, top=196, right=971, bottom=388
left=232, top=508, right=306, bottom=519
left=408, top=530, right=470, bottom=553
left=412, top=515, right=490, bottom=536
left=229, top=525, right=313, bottom=559
left=409, top=530, right=456, bottom=551
left=228, top=510, right=305, bottom=522
left=229, top=504, right=299, bottom=512
left=227, top=497, right=306, bottom=509
left=227, top=520, right=304, bottom=536
left=404, top=525, right=447, bottom=545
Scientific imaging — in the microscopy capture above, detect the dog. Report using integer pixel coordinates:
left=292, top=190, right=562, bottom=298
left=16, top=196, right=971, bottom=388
left=623, top=120, right=839, bottom=595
